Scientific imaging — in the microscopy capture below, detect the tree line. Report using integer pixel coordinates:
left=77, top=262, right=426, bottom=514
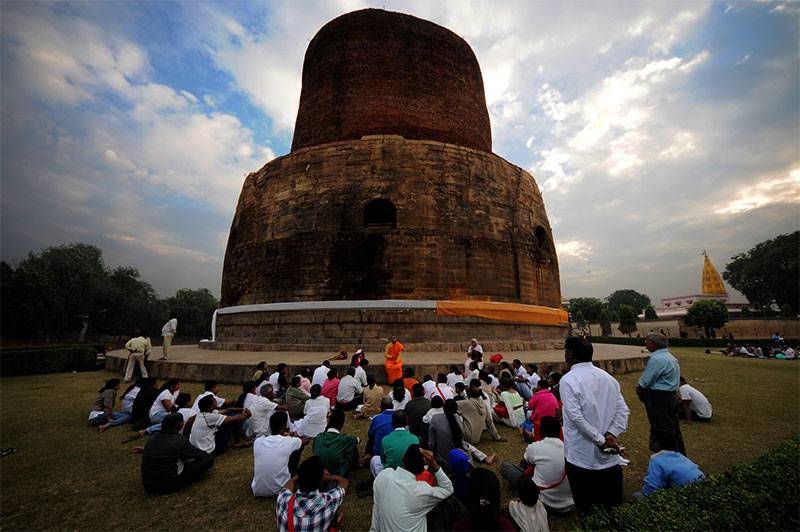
left=1, top=243, right=218, bottom=341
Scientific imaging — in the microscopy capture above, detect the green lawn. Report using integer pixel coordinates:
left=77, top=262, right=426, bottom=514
left=1, top=348, right=798, bottom=531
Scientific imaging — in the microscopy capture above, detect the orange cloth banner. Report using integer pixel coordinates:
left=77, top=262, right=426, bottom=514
left=435, top=300, right=568, bottom=326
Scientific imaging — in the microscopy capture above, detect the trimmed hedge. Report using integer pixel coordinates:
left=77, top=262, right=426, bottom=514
left=0, top=345, right=103, bottom=376
left=587, top=336, right=798, bottom=348
left=579, top=438, right=800, bottom=531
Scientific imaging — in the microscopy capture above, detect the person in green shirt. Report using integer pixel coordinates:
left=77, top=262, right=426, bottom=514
left=313, top=408, right=360, bottom=477
left=379, top=411, right=420, bottom=474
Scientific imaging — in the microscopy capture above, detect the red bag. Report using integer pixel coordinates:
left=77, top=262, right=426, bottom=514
left=494, top=404, right=509, bottom=418
left=490, top=353, right=503, bottom=363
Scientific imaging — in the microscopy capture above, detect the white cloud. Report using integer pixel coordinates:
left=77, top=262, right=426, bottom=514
left=556, top=239, right=594, bottom=262
left=715, top=167, right=800, bottom=215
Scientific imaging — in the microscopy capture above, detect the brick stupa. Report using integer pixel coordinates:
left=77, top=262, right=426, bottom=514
left=212, top=9, right=566, bottom=352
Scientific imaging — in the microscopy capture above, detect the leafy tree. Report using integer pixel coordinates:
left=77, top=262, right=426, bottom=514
left=95, top=267, right=164, bottom=337
left=599, top=309, right=612, bottom=336
left=6, top=244, right=108, bottom=338
left=780, top=303, right=795, bottom=318
left=644, top=305, right=658, bottom=320
left=574, top=311, right=587, bottom=330
left=1, top=243, right=219, bottom=341
left=617, top=304, right=638, bottom=336
left=164, top=288, right=218, bottom=338
left=740, top=306, right=751, bottom=317
left=723, top=231, right=799, bottom=313
left=568, top=297, right=605, bottom=323
left=683, top=300, right=729, bottom=338
left=607, top=289, right=652, bottom=315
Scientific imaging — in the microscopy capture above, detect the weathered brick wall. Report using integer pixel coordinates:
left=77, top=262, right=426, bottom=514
left=220, top=136, right=561, bottom=309
left=291, top=9, right=491, bottom=153
left=212, top=307, right=567, bottom=351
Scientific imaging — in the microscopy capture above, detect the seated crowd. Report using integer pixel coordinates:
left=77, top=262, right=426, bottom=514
left=89, top=337, right=710, bottom=531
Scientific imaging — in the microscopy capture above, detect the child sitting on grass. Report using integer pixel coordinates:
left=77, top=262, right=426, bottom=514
left=506, top=476, right=549, bottom=532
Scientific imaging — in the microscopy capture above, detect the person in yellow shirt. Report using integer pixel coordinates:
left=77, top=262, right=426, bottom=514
left=123, top=331, right=152, bottom=382
left=384, top=335, right=404, bottom=384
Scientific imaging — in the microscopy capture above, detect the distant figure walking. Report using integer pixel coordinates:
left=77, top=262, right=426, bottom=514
left=123, top=331, right=151, bottom=382
left=159, top=314, right=178, bottom=361
left=384, top=335, right=405, bottom=384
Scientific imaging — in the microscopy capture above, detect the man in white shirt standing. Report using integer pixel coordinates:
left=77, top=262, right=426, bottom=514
left=159, top=314, right=177, bottom=361
left=560, top=336, right=629, bottom=514
left=371, top=444, right=454, bottom=532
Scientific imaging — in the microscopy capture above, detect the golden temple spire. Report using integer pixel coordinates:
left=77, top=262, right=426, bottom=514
left=701, top=251, right=727, bottom=295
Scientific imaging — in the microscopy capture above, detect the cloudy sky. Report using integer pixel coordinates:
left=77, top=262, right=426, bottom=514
left=1, top=1, right=797, bottom=305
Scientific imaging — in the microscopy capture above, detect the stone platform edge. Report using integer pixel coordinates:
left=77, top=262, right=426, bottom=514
left=105, top=353, right=649, bottom=385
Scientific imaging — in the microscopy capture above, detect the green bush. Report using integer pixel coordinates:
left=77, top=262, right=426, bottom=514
left=587, top=336, right=798, bottom=348
left=579, top=438, right=800, bottom=531
left=0, top=345, right=102, bottom=376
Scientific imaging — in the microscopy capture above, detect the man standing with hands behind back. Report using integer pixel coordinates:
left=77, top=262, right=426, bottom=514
left=159, top=313, right=178, bottom=361
left=560, top=336, right=629, bottom=514
left=636, top=332, right=686, bottom=455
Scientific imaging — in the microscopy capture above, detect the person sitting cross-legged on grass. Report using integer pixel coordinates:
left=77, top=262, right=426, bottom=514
left=277, top=455, right=348, bottom=532
left=336, top=366, right=364, bottom=410
left=500, top=416, right=574, bottom=515
left=295, top=384, right=330, bottom=438
left=183, top=394, right=251, bottom=456
left=634, top=429, right=705, bottom=499
left=371, top=410, right=419, bottom=478
left=321, top=368, right=340, bottom=406
left=128, top=378, right=158, bottom=430
left=252, top=411, right=311, bottom=497
left=404, top=383, right=431, bottom=440
left=313, top=408, right=361, bottom=477
left=191, top=380, right=235, bottom=415
left=521, top=380, right=560, bottom=442
left=354, top=375, right=384, bottom=418
left=452, top=467, right=515, bottom=531
left=365, top=397, right=394, bottom=471
left=285, top=375, right=310, bottom=420
left=429, top=399, right=495, bottom=470
left=389, top=378, right=412, bottom=410
left=133, top=379, right=181, bottom=438
left=505, top=476, right=550, bottom=532
left=89, top=379, right=129, bottom=432
left=140, top=412, right=213, bottom=495
left=371, top=444, right=457, bottom=531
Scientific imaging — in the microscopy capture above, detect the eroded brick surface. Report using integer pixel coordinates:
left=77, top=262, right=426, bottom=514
left=218, top=9, right=564, bottom=347
left=291, top=9, right=491, bottom=152
left=221, top=138, right=561, bottom=309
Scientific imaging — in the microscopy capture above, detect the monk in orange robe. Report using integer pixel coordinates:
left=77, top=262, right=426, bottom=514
left=384, top=335, right=404, bottom=384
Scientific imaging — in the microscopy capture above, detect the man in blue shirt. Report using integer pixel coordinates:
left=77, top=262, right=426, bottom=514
left=636, top=332, right=686, bottom=455
left=366, top=397, right=395, bottom=473
left=638, top=429, right=704, bottom=497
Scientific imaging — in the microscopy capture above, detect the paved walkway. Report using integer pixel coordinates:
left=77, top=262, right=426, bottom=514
left=107, top=343, right=647, bottom=367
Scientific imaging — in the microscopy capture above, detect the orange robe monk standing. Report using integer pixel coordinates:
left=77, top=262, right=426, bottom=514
left=384, top=335, right=404, bottom=384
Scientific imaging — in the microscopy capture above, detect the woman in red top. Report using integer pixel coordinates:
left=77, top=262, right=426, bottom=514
left=526, top=381, right=560, bottom=441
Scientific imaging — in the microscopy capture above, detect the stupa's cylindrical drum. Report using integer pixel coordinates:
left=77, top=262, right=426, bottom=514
left=215, top=9, right=565, bottom=351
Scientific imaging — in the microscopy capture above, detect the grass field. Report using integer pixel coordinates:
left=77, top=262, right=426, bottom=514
left=1, top=348, right=798, bottom=531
